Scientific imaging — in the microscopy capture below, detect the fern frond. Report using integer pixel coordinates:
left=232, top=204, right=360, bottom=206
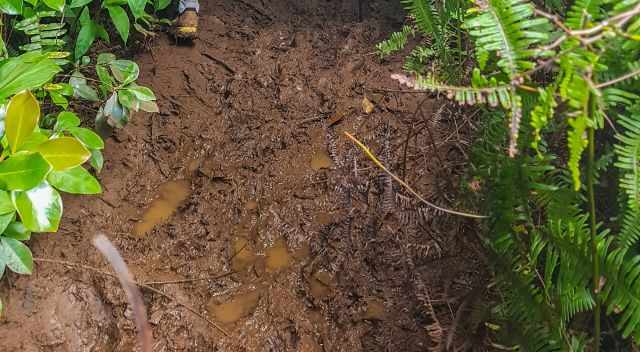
left=602, top=248, right=640, bottom=340
left=530, top=86, right=558, bottom=154
left=565, top=0, right=601, bottom=29
left=376, top=25, right=414, bottom=57
left=401, top=0, right=442, bottom=39
left=391, top=72, right=513, bottom=107
left=463, top=0, right=551, bottom=77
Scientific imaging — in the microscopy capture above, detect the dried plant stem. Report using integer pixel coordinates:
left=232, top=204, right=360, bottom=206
left=93, top=235, right=153, bottom=352
left=344, top=132, right=487, bottom=219
left=33, top=257, right=231, bottom=337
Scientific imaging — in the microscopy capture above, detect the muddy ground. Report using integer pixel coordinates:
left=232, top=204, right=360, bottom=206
left=0, top=1, right=488, bottom=351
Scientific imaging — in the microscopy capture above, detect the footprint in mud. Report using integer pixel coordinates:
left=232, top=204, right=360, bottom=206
left=132, top=179, right=191, bottom=236
left=207, top=289, right=263, bottom=324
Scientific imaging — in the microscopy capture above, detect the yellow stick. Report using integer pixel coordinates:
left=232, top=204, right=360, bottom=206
left=344, top=132, right=487, bottom=219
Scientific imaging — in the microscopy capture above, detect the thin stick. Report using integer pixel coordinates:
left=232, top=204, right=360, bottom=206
left=142, top=271, right=234, bottom=286
left=344, top=132, right=487, bottom=219
left=93, top=235, right=153, bottom=352
left=33, top=257, right=231, bottom=336
left=595, top=68, right=640, bottom=88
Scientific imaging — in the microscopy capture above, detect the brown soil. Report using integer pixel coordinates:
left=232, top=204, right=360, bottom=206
left=0, top=1, right=488, bottom=351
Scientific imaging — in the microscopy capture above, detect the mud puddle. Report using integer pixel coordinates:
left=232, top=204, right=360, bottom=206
left=0, top=1, right=488, bottom=351
left=133, top=179, right=191, bottom=236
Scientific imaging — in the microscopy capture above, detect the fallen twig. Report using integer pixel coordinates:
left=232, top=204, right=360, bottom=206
left=344, top=132, right=487, bottom=219
left=93, top=235, right=153, bottom=352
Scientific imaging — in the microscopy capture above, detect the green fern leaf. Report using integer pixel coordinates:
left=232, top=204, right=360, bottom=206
left=401, top=0, right=442, bottom=39
left=566, top=0, right=601, bottom=29
left=463, top=0, right=551, bottom=77
left=376, top=25, right=414, bottom=57
left=531, top=86, right=558, bottom=154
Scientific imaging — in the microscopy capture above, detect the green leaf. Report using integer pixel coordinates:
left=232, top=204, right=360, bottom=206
left=67, top=127, right=104, bottom=149
left=0, top=152, right=51, bottom=191
left=0, top=212, right=15, bottom=233
left=95, top=24, right=110, bottom=43
left=17, top=130, right=49, bottom=152
left=110, top=60, right=139, bottom=84
left=6, top=91, right=39, bottom=153
left=89, top=149, right=103, bottom=172
left=0, top=190, right=15, bottom=214
left=0, top=52, right=61, bottom=101
left=69, top=0, right=91, bottom=7
left=69, top=71, right=99, bottom=101
left=107, top=5, right=130, bottom=44
left=118, top=89, right=137, bottom=110
left=42, top=0, right=64, bottom=11
left=55, top=111, right=81, bottom=131
left=0, top=237, right=33, bottom=274
left=127, top=85, right=155, bottom=101
left=153, top=0, right=171, bottom=11
left=127, top=0, right=146, bottom=18
left=75, top=17, right=97, bottom=59
left=12, top=181, right=62, bottom=232
left=0, top=0, right=23, bottom=14
left=49, top=91, right=68, bottom=109
left=3, top=221, right=30, bottom=240
left=154, top=0, right=170, bottom=10
left=102, top=92, right=129, bottom=127
left=36, top=137, right=91, bottom=171
left=48, top=166, right=101, bottom=194
left=97, top=54, right=115, bottom=92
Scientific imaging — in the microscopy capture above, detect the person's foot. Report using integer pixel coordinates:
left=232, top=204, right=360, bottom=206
left=174, top=9, right=198, bottom=39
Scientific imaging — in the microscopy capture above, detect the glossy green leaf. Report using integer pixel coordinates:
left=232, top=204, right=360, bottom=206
left=0, top=53, right=60, bottom=100
left=154, top=0, right=170, bottom=10
left=0, top=190, right=14, bottom=214
left=127, top=0, right=146, bottom=18
left=69, top=0, right=91, bottom=7
left=0, top=152, right=51, bottom=191
left=42, top=0, right=63, bottom=11
left=55, top=111, right=81, bottom=131
left=69, top=71, right=99, bottom=101
left=49, top=91, right=68, bottom=109
left=107, top=5, right=130, bottom=44
left=0, top=237, right=33, bottom=274
left=36, top=137, right=91, bottom=170
left=0, top=212, right=15, bottom=234
left=0, top=0, right=22, bottom=14
left=75, top=23, right=97, bottom=59
left=12, top=182, right=62, bottom=232
left=96, top=24, right=110, bottom=43
left=17, top=130, right=49, bottom=152
left=127, top=85, right=155, bottom=101
left=67, top=127, right=104, bottom=149
left=48, top=166, right=101, bottom=194
left=5, top=91, right=39, bottom=153
left=0, top=258, right=5, bottom=280
left=118, top=89, right=137, bottom=110
left=110, top=60, right=139, bottom=84
left=102, top=93, right=129, bottom=127
left=89, top=149, right=104, bottom=172
left=97, top=54, right=115, bottom=92
left=78, top=5, right=91, bottom=25
left=3, top=221, right=30, bottom=240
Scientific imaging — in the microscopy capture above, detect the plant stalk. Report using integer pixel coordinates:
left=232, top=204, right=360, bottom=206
left=587, top=125, right=601, bottom=351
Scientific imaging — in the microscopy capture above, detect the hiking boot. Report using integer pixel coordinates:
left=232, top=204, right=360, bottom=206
left=174, top=9, right=198, bottom=39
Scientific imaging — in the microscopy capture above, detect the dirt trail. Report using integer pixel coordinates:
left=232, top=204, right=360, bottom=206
left=0, top=1, right=487, bottom=351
